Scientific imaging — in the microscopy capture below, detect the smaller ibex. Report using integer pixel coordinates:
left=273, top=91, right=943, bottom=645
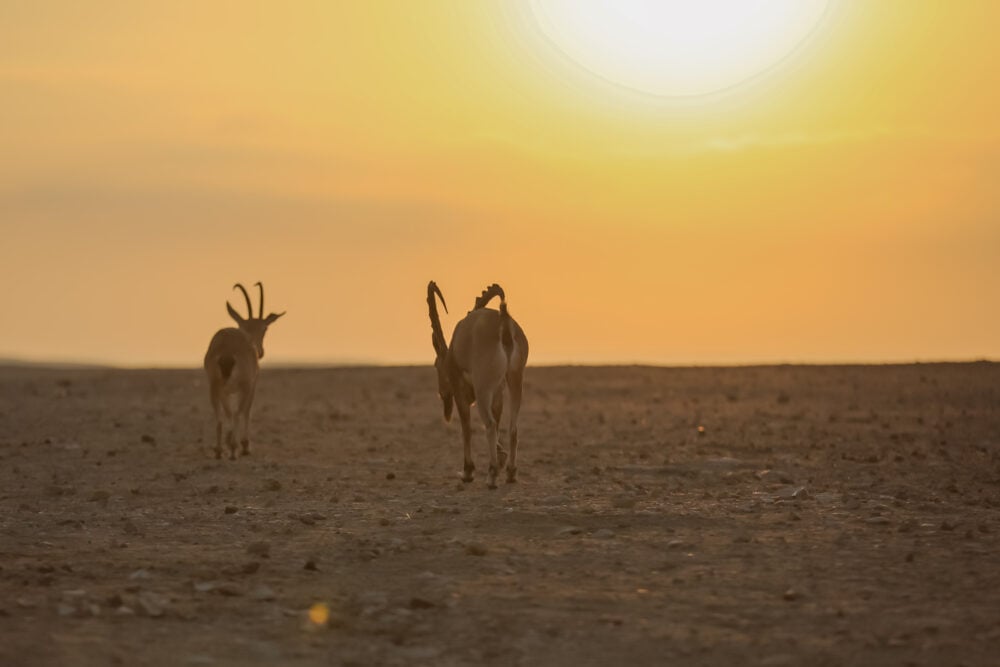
left=204, top=282, right=285, bottom=460
left=428, top=281, right=529, bottom=488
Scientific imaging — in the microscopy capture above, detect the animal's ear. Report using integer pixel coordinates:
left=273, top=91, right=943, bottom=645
left=226, top=302, right=246, bottom=325
left=264, top=311, right=286, bottom=325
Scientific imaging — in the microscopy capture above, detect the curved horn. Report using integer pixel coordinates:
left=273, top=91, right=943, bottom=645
left=254, top=282, right=264, bottom=319
left=427, top=281, right=449, bottom=356
left=233, top=283, right=254, bottom=319
left=473, top=283, right=506, bottom=310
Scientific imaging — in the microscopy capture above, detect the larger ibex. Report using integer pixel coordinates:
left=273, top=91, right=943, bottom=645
left=204, top=282, right=285, bottom=460
left=427, top=281, right=529, bottom=488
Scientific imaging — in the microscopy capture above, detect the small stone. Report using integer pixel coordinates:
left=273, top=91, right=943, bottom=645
left=251, top=586, right=276, bottom=602
left=88, top=490, right=111, bottom=503
left=557, top=526, right=584, bottom=536
left=465, top=543, right=488, bottom=557
left=140, top=434, right=156, bottom=444
left=216, top=583, right=243, bottom=597
left=224, top=506, right=237, bottom=514
left=136, top=592, right=167, bottom=617
left=667, top=539, right=691, bottom=550
left=128, top=569, right=151, bottom=580
left=303, top=560, right=319, bottom=571
left=408, top=597, right=435, bottom=610
left=246, top=541, right=270, bottom=558
left=593, top=529, right=616, bottom=540
left=775, top=486, right=808, bottom=501
left=385, top=472, right=396, bottom=480
left=782, top=589, right=798, bottom=601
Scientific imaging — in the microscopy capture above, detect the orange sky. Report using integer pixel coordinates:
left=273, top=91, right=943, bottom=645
left=2, top=1, right=998, bottom=366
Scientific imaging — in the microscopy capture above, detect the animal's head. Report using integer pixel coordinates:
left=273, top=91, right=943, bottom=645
left=227, top=282, right=285, bottom=359
left=427, top=281, right=454, bottom=422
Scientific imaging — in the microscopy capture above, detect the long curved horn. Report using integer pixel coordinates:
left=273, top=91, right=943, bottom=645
left=254, top=282, right=264, bottom=319
left=427, top=281, right=449, bottom=356
left=473, top=283, right=506, bottom=310
left=233, top=283, right=253, bottom=319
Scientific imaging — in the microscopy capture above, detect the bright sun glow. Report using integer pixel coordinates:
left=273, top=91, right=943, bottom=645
left=529, top=0, right=831, bottom=97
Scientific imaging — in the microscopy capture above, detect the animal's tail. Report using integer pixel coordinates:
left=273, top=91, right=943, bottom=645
left=499, top=298, right=514, bottom=362
left=218, top=355, right=236, bottom=382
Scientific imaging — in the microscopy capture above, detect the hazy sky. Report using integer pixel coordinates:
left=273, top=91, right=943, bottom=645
left=2, top=1, right=998, bottom=366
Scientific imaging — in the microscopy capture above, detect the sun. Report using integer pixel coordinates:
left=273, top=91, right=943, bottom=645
left=528, top=0, right=831, bottom=97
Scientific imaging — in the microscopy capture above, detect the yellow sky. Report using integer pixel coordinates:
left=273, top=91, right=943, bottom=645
left=2, top=1, right=998, bottom=366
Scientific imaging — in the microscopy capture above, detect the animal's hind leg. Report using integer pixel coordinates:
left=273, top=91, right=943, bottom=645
left=506, top=371, right=523, bottom=483
left=210, top=388, right=227, bottom=460
left=456, top=398, right=474, bottom=482
left=491, top=389, right=507, bottom=470
left=475, top=387, right=501, bottom=489
left=237, top=385, right=256, bottom=457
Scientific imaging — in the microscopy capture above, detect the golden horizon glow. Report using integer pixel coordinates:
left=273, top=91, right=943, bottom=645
left=1, top=2, right=999, bottom=367
left=528, top=0, right=831, bottom=97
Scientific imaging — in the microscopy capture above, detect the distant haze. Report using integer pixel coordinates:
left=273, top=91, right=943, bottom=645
left=2, top=2, right=998, bottom=367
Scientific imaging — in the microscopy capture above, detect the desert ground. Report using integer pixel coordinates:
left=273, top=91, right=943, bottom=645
left=0, top=363, right=998, bottom=666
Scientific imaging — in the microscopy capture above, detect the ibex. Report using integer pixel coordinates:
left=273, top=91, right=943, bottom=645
left=427, top=281, right=529, bottom=488
left=203, top=282, right=285, bottom=460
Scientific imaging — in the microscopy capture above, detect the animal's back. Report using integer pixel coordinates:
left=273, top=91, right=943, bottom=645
left=450, top=308, right=527, bottom=373
left=204, top=328, right=257, bottom=384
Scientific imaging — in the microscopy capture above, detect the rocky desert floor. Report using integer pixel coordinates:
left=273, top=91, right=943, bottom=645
left=0, top=363, right=998, bottom=666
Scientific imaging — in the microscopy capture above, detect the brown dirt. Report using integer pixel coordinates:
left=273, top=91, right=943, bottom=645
left=1, top=364, right=998, bottom=666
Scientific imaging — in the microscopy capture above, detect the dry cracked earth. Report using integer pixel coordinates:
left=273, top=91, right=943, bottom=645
left=1, top=363, right=998, bottom=666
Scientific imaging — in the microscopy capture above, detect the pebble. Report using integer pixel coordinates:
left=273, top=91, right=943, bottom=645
left=246, top=541, right=270, bottom=558
left=137, top=592, right=167, bottom=617
left=557, top=526, right=584, bottom=536
left=465, top=543, right=488, bottom=556
left=775, top=486, right=809, bottom=501
left=251, top=586, right=276, bottom=602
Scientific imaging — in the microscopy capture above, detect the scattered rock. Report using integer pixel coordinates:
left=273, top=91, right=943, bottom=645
left=408, top=597, right=436, bottom=610
left=140, top=434, right=156, bottom=445
left=251, top=585, right=276, bottom=602
left=465, top=543, right=488, bottom=557
left=782, top=589, right=798, bottom=601
left=246, top=541, right=270, bottom=558
left=667, top=539, right=691, bottom=550
left=385, top=472, right=396, bottom=480
left=304, top=559, right=319, bottom=571
left=775, top=486, right=809, bottom=501
left=557, top=526, right=584, bottom=536
left=224, top=506, right=237, bottom=514
left=136, top=591, right=168, bottom=617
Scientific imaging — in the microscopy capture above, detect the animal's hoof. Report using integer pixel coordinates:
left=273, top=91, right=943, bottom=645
left=488, top=482, right=498, bottom=490
left=496, top=448, right=508, bottom=470
left=461, top=473, right=474, bottom=483
left=488, top=465, right=499, bottom=489
left=506, top=467, right=518, bottom=483
left=214, top=451, right=222, bottom=460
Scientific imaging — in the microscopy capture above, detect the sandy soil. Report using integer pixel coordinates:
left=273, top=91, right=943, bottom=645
left=0, top=363, right=998, bottom=666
